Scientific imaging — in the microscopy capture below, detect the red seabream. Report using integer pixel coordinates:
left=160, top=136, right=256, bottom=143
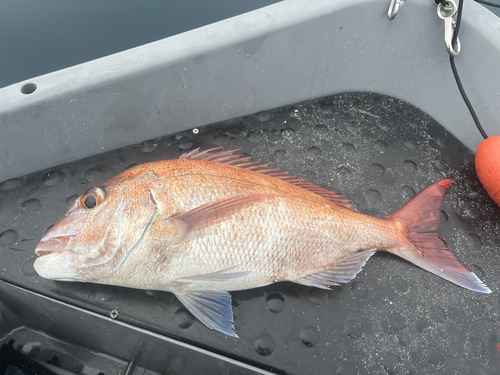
left=34, top=148, right=490, bottom=337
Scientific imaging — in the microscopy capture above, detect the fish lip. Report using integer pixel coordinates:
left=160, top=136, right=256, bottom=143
left=35, top=235, right=75, bottom=256
left=33, top=252, right=78, bottom=281
left=36, top=249, right=61, bottom=257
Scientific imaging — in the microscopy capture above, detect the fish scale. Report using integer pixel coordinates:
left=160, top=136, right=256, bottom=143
left=34, top=148, right=490, bottom=337
left=163, top=199, right=344, bottom=290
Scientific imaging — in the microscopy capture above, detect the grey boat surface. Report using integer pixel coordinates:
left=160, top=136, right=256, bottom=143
left=1, top=0, right=499, bottom=374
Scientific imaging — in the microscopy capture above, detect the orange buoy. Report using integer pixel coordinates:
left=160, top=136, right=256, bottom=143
left=475, top=135, right=500, bottom=207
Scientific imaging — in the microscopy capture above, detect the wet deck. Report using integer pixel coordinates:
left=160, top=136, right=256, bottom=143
left=1, top=92, right=499, bottom=374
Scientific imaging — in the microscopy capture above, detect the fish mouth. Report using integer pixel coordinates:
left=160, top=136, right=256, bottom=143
left=35, top=236, right=73, bottom=257
left=36, top=249, right=59, bottom=257
left=50, top=278, right=79, bottom=281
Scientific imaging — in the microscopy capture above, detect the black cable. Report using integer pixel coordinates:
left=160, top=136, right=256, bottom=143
left=474, top=0, right=500, bottom=8
left=449, top=57, right=489, bottom=139
left=449, top=0, right=489, bottom=139
left=452, top=0, right=464, bottom=48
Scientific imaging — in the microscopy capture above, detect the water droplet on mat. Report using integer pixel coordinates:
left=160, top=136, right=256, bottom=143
left=299, top=326, right=320, bottom=347
left=266, top=293, right=285, bottom=313
left=427, top=348, right=445, bottom=366
left=177, top=137, right=193, bottom=150
left=174, top=307, right=195, bottom=329
left=84, top=167, right=102, bottom=182
left=369, top=163, right=385, bottom=175
left=402, top=160, right=417, bottom=171
left=344, top=318, right=364, bottom=339
left=213, top=133, right=230, bottom=146
left=374, top=140, right=389, bottom=151
left=140, top=141, right=157, bottom=153
left=435, top=137, right=449, bottom=148
left=0, top=230, right=18, bottom=246
left=336, top=166, right=352, bottom=177
left=96, top=288, right=114, bottom=302
left=307, top=146, right=322, bottom=156
left=256, top=112, right=271, bottom=122
left=21, top=198, right=41, bottom=211
left=253, top=333, right=275, bottom=356
left=247, top=131, right=264, bottom=143
left=0, top=179, right=19, bottom=191
left=22, top=257, right=37, bottom=277
left=42, top=171, right=63, bottom=186
left=400, top=185, right=415, bottom=200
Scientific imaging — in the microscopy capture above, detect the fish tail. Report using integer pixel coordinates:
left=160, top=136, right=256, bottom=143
left=385, top=179, right=491, bottom=293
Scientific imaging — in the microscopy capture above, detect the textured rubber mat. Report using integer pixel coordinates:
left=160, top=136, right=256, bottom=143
left=0, top=343, right=57, bottom=375
left=0, top=92, right=499, bottom=374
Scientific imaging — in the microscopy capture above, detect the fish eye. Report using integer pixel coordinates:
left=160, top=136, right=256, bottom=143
left=83, top=195, right=97, bottom=209
left=81, top=186, right=106, bottom=209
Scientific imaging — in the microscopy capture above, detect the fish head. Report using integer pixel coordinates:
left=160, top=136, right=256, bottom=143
left=34, top=179, right=158, bottom=283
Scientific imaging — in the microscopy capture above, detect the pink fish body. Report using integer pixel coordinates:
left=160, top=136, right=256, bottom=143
left=34, top=148, right=490, bottom=337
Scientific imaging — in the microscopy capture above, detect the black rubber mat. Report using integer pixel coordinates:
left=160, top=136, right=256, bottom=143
left=0, top=343, right=57, bottom=375
left=0, top=92, right=499, bottom=374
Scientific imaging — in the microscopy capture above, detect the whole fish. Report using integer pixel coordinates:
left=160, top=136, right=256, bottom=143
left=34, top=148, right=490, bottom=337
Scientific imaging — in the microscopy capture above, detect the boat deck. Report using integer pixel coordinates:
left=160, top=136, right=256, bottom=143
left=1, top=92, right=499, bottom=374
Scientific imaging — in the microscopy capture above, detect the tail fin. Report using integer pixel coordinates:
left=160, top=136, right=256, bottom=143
left=386, top=179, right=491, bottom=293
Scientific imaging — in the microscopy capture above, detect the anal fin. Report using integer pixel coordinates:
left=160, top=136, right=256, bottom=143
left=176, top=290, right=238, bottom=337
left=295, top=249, right=376, bottom=289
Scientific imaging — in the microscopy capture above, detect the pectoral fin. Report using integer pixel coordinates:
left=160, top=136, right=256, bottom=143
left=295, top=249, right=376, bottom=289
left=176, top=290, right=238, bottom=337
left=168, top=193, right=282, bottom=245
left=177, top=265, right=252, bottom=283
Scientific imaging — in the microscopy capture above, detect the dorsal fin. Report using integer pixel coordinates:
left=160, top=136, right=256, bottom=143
left=180, top=147, right=355, bottom=210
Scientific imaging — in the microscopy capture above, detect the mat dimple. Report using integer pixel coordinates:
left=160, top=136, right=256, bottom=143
left=1, top=92, right=499, bottom=374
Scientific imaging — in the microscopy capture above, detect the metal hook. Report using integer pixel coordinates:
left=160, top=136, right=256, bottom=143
left=387, top=0, right=401, bottom=20
left=437, top=0, right=461, bottom=56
